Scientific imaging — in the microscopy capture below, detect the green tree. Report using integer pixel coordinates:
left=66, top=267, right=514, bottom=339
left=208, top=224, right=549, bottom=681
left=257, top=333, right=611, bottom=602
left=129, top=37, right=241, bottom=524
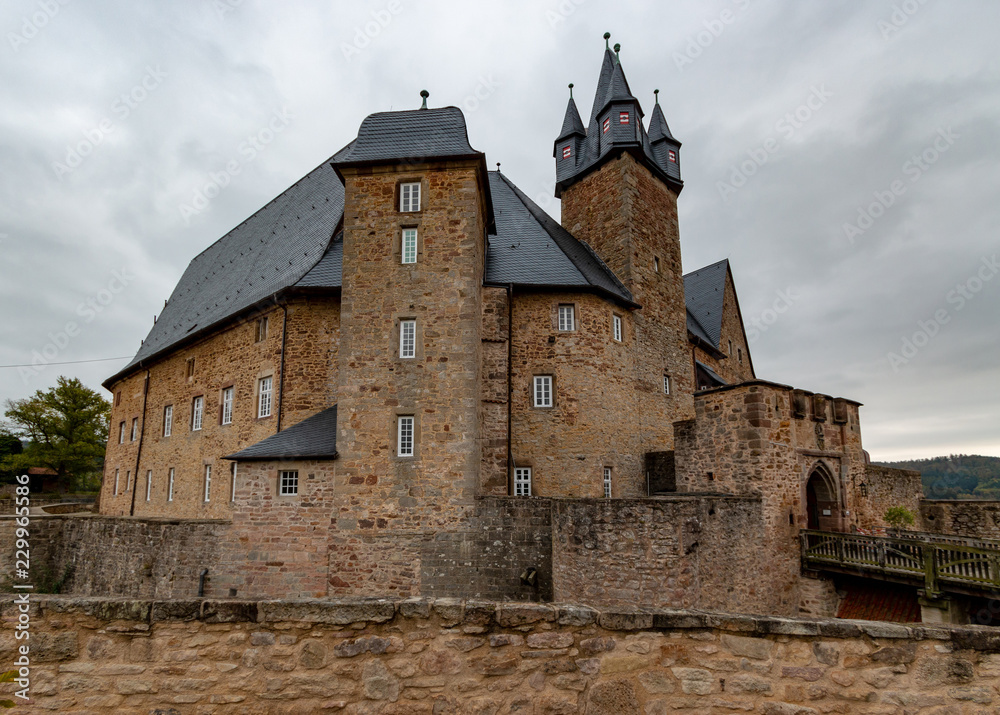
left=1, top=376, right=110, bottom=491
left=884, top=506, right=916, bottom=531
left=0, top=427, right=22, bottom=483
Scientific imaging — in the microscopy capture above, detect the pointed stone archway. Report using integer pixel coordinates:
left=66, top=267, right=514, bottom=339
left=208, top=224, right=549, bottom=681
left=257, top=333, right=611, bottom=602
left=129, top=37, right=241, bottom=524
left=806, top=462, right=842, bottom=531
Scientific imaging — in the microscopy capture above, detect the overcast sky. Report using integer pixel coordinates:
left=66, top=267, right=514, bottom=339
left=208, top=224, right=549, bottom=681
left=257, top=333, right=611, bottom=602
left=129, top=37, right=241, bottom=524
left=1, top=0, right=997, bottom=461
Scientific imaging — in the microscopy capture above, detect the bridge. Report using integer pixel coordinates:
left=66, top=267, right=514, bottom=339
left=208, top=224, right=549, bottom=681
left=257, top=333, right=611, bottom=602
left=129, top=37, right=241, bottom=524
left=801, top=529, right=1000, bottom=600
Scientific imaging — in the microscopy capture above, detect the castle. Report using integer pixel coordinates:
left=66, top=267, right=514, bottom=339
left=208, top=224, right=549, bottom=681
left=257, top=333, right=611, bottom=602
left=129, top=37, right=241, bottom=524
left=97, top=37, right=922, bottom=612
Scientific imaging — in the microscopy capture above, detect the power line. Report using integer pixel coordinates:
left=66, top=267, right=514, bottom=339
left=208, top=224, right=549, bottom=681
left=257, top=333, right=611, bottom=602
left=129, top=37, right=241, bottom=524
left=0, top=356, right=132, bottom=369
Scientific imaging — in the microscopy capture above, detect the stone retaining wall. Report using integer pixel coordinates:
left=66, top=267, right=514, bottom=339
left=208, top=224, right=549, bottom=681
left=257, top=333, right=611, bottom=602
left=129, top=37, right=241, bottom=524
left=922, top=500, right=1000, bottom=540
left=2, top=597, right=999, bottom=713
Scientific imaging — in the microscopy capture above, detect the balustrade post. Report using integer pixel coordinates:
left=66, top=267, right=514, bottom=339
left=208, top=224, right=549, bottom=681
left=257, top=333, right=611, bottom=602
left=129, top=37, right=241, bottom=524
left=923, top=547, right=939, bottom=597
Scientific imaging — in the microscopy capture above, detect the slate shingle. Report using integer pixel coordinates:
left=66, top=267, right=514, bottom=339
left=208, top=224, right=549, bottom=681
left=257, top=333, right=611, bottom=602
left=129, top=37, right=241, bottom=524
left=684, top=258, right=729, bottom=349
left=226, top=405, right=338, bottom=461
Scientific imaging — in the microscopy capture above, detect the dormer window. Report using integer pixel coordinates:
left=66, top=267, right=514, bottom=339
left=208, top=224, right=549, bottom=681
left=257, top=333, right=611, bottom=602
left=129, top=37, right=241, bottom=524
left=603, top=117, right=610, bottom=133
left=562, top=145, right=572, bottom=159
left=619, top=111, right=629, bottom=124
left=668, top=150, right=677, bottom=163
left=400, top=182, right=420, bottom=212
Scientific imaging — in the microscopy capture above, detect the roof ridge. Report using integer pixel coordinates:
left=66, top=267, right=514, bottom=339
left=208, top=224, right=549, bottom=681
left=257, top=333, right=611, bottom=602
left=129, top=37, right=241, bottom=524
left=683, top=257, right=729, bottom=278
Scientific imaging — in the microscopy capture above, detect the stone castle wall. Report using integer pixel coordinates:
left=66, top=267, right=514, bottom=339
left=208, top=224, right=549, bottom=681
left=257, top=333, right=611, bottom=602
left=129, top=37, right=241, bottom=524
left=855, top=464, right=924, bottom=531
left=921, top=500, right=1000, bottom=540
left=5, top=596, right=1000, bottom=713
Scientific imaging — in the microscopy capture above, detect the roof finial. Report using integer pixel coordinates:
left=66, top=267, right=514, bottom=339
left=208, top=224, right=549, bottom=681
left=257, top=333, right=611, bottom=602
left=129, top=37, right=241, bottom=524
left=568, top=82, right=574, bottom=99
left=654, top=88, right=660, bottom=105
left=496, top=162, right=501, bottom=173
left=419, top=89, right=429, bottom=110
left=603, top=32, right=611, bottom=49
left=614, top=43, right=621, bottom=63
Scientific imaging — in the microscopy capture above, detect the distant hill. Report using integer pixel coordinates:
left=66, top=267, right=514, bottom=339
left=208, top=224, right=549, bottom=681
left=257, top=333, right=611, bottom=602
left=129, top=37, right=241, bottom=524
left=876, top=455, right=1000, bottom=500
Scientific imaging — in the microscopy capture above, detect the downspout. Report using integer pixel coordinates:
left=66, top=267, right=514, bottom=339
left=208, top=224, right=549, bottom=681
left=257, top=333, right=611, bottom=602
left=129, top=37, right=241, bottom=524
left=276, top=301, right=289, bottom=433
left=129, top=370, right=150, bottom=517
left=507, top=283, right=514, bottom=495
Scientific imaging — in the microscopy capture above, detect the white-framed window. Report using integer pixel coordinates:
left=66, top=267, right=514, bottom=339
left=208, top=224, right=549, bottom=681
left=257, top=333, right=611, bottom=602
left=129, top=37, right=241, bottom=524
left=256, top=316, right=268, bottom=342
left=663, top=375, right=671, bottom=395
left=113, top=468, right=119, bottom=496
left=145, top=470, right=152, bottom=502
left=603, top=117, right=610, bottom=133
left=397, top=415, right=414, bottom=457
left=130, top=418, right=138, bottom=442
left=604, top=467, right=612, bottom=498
left=191, top=396, right=204, bottom=431
left=221, top=387, right=233, bottom=425
left=400, top=320, right=416, bottom=358
left=514, top=467, right=532, bottom=496
left=400, top=182, right=421, bottom=212
left=167, top=468, right=174, bottom=502
left=204, top=464, right=212, bottom=502
left=533, top=375, right=553, bottom=408
left=163, top=405, right=173, bottom=437
left=613, top=314, right=623, bottom=342
left=558, top=304, right=575, bottom=332
left=668, top=149, right=677, bottom=163
left=258, top=376, right=273, bottom=418
left=279, top=470, right=299, bottom=496
left=118, top=422, right=125, bottom=444
left=562, top=145, right=571, bottom=159
left=230, top=462, right=237, bottom=502
left=402, top=228, right=418, bottom=264
left=125, top=470, right=131, bottom=492
left=620, top=111, right=629, bottom=124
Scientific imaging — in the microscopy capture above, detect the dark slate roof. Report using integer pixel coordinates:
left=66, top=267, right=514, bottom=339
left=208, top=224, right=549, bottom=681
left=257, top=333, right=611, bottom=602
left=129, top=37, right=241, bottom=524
left=696, top=361, right=728, bottom=387
left=596, top=61, right=639, bottom=116
left=684, top=258, right=729, bottom=348
left=294, top=231, right=343, bottom=288
left=556, top=97, right=586, bottom=142
left=485, top=172, right=635, bottom=306
left=648, top=101, right=677, bottom=143
left=225, top=405, right=338, bottom=461
left=105, top=156, right=346, bottom=387
left=588, top=48, right=618, bottom=124
left=331, top=107, right=478, bottom=166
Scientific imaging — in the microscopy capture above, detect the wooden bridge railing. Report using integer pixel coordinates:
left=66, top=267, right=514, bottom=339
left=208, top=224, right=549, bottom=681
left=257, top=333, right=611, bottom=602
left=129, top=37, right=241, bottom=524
left=800, top=530, right=1000, bottom=598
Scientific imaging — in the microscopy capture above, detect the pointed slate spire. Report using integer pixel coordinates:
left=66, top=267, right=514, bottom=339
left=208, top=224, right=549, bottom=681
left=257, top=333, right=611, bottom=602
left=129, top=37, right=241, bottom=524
left=556, top=83, right=586, bottom=141
left=647, top=89, right=682, bottom=184
left=647, top=91, right=676, bottom=143
left=596, top=54, right=639, bottom=118
left=589, top=33, right=618, bottom=124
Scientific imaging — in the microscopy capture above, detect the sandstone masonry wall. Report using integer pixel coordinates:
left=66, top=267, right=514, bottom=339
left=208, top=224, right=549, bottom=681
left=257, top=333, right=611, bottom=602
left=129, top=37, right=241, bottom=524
left=855, top=465, right=924, bottom=531
left=922, top=500, right=1000, bottom=540
left=5, top=596, right=1000, bottom=713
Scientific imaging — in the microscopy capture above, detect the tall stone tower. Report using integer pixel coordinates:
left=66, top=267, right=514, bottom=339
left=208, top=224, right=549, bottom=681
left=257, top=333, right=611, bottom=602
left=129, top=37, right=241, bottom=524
left=331, top=102, right=495, bottom=594
left=554, top=35, right=693, bottom=451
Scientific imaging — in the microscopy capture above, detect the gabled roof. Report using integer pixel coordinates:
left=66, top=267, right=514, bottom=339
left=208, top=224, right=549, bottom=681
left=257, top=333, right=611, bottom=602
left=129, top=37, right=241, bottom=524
left=225, top=405, right=338, bottom=461
left=486, top=172, right=636, bottom=307
left=105, top=156, right=346, bottom=387
left=684, top=258, right=729, bottom=348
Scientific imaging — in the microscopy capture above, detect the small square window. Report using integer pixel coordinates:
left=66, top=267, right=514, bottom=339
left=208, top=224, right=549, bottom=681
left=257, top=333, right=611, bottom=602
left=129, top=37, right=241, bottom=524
left=562, top=145, right=572, bottom=159
left=557, top=304, right=575, bottom=332
left=258, top=376, right=273, bottom=418
left=603, top=117, right=610, bottom=133
left=256, top=316, right=268, bottom=343
left=115, top=390, right=122, bottom=406
left=663, top=375, right=671, bottom=395
left=221, top=387, right=233, bottom=425
left=186, top=358, right=195, bottom=379
left=613, top=314, right=623, bottom=342
left=603, top=467, right=612, bottom=498
left=728, top=339, right=733, bottom=355
left=204, top=464, right=212, bottom=502
left=400, top=320, right=416, bottom=358
left=118, top=421, right=125, bottom=444
left=402, top=228, right=418, bottom=264
left=533, top=375, right=553, bottom=408
left=191, top=396, right=204, bottom=431
left=738, top=348, right=743, bottom=364
left=620, top=111, right=629, bottom=124
left=668, top=150, right=677, bottom=163
left=514, top=467, right=531, bottom=496
left=279, top=470, right=299, bottom=496
left=398, top=416, right=414, bottom=457
left=130, top=418, right=138, bottom=442
left=163, top=405, right=173, bottom=437
left=400, top=182, right=421, bottom=212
